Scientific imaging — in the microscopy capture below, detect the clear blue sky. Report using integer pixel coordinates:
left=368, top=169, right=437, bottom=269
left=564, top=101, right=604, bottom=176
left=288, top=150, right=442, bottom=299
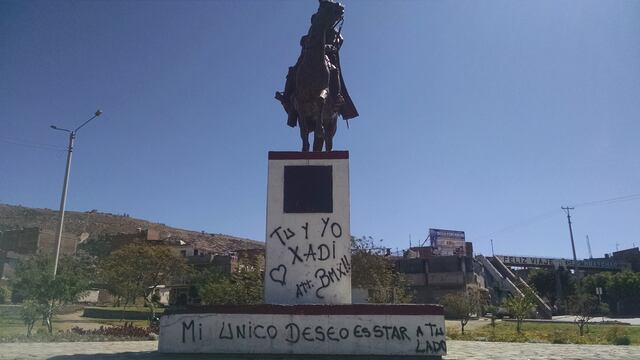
left=2, top=0, right=639, bottom=259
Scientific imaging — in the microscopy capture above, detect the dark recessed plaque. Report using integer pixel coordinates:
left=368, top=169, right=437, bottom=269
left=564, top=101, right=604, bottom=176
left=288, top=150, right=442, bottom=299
left=283, top=166, right=332, bottom=213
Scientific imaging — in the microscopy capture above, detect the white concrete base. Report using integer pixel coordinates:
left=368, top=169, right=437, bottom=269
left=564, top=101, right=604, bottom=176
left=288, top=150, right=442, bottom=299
left=265, top=151, right=352, bottom=305
left=158, top=305, right=446, bottom=357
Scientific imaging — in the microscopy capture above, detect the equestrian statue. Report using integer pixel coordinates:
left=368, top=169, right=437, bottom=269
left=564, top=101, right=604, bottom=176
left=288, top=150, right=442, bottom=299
left=275, top=0, right=358, bottom=152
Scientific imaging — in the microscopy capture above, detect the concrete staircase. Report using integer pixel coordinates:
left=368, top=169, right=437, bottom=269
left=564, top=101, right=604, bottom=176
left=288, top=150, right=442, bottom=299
left=479, top=255, right=553, bottom=319
left=478, top=255, right=522, bottom=297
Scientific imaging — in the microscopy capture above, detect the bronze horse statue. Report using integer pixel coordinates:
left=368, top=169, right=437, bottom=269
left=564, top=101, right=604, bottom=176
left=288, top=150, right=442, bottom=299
left=276, top=0, right=358, bottom=152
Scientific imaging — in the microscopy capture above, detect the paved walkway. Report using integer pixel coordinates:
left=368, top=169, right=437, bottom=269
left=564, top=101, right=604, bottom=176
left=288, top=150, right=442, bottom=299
left=446, top=341, right=640, bottom=359
left=0, top=340, right=638, bottom=359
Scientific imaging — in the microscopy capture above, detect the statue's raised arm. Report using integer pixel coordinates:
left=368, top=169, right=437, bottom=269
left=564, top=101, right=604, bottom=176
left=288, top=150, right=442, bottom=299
left=275, top=0, right=358, bottom=152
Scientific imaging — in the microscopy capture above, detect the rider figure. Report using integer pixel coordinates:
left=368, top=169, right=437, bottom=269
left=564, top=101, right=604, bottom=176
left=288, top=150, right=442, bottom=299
left=325, top=27, right=346, bottom=109
left=276, top=27, right=345, bottom=128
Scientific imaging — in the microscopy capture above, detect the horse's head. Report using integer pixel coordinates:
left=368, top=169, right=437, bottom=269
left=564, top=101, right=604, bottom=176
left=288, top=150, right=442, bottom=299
left=313, top=0, right=344, bottom=31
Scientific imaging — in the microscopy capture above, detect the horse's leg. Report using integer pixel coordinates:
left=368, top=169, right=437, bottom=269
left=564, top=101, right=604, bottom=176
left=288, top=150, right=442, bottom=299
left=324, top=113, right=337, bottom=152
left=299, top=117, right=310, bottom=152
left=313, top=134, right=324, bottom=152
left=302, top=133, right=310, bottom=152
left=312, top=114, right=324, bottom=152
left=313, top=100, right=327, bottom=152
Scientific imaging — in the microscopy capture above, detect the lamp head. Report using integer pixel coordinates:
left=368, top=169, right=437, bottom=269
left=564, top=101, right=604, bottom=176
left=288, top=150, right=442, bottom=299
left=95, top=110, right=103, bottom=117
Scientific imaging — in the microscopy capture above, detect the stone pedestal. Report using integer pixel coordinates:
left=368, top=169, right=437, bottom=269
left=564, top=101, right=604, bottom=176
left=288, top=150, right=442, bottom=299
left=265, top=151, right=351, bottom=304
left=158, top=151, right=446, bottom=358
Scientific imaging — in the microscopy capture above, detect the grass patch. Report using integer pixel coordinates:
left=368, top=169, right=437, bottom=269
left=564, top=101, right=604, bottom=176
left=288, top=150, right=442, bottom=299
left=84, top=306, right=164, bottom=313
left=448, top=321, right=640, bottom=345
left=0, top=305, right=152, bottom=341
left=82, top=306, right=164, bottom=320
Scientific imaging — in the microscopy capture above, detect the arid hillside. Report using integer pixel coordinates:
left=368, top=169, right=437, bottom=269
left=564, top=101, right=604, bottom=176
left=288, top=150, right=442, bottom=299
left=0, top=203, right=263, bottom=253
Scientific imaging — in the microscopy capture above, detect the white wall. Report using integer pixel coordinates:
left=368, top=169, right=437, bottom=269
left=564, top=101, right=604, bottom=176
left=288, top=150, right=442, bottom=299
left=78, top=290, right=100, bottom=303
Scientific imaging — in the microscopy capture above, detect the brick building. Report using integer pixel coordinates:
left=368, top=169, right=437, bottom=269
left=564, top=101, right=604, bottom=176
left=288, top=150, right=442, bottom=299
left=391, top=228, right=486, bottom=304
left=0, top=227, right=78, bottom=279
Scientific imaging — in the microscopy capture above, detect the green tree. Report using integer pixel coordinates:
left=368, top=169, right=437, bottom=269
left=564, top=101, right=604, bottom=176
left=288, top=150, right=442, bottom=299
left=97, top=253, right=139, bottom=308
left=568, top=292, right=602, bottom=336
left=98, top=244, right=188, bottom=321
left=440, top=288, right=484, bottom=334
left=583, top=271, right=640, bottom=316
left=582, top=272, right=611, bottom=297
left=607, top=271, right=640, bottom=315
left=79, top=233, right=117, bottom=257
left=20, top=300, right=43, bottom=337
left=11, top=255, right=91, bottom=333
left=351, top=236, right=411, bottom=303
left=528, top=268, right=574, bottom=308
left=196, top=257, right=264, bottom=305
left=0, top=285, right=9, bottom=304
left=504, top=289, right=536, bottom=334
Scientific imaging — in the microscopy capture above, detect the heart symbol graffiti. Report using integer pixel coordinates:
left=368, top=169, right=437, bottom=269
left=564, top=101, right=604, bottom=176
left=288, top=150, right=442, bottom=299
left=269, top=264, right=287, bottom=286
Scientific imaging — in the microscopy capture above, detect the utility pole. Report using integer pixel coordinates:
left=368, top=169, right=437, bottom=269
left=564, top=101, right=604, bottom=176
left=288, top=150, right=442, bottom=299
left=51, top=110, right=102, bottom=277
left=52, top=131, right=75, bottom=277
left=490, top=239, right=495, bottom=256
left=561, top=206, right=579, bottom=280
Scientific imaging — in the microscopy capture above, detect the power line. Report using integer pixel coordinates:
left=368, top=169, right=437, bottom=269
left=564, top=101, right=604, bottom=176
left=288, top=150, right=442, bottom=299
left=573, top=193, right=640, bottom=208
left=485, top=209, right=560, bottom=238
left=483, top=192, right=640, bottom=245
left=0, top=137, right=66, bottom=152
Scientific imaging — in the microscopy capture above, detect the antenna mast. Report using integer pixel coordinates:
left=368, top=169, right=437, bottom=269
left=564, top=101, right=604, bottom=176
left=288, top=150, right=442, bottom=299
left=586, top=235, right=593, bottom=259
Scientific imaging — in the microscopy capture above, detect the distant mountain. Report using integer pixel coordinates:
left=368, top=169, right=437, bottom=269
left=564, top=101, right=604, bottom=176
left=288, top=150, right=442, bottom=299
left=0, top=203, right=263, bottom=253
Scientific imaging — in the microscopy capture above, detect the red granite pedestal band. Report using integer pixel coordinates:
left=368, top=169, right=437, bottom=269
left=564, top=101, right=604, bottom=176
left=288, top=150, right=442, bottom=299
left=165, top=303, right=444, bottom=316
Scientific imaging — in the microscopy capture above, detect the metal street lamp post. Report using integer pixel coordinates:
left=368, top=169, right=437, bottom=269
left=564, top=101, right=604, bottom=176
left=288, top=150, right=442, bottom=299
left=51, top=109, right=103, bottom=277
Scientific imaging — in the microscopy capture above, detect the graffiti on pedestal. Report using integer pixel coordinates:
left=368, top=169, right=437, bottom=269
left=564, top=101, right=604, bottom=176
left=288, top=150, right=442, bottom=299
left=269, top=264, right=287, bottom=286
left=268, top=216, right=349, bottom=300
left=314, top=255, right=351, bottom=299
left=178, top=317, right=446, bottom=355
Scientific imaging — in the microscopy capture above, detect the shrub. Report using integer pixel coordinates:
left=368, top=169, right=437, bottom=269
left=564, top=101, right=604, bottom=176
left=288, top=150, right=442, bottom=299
left=446, top=329, right=461, bottom=340
left=549, top=329, right=569, bottom=344
left=613, top=336, right=631, bottom=345
left=20, top=300, right=43, bottom=336
left=0, top=322, right=156, bottom=343
left=68, top=322, right=154, bottom=338
left=0, top=286, right=9, bottom=304
left=605, top=326, right=630, bottom=345
left=485, top=305, right=497, bottom=329
left=150, top=293, right=161, bottom=305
